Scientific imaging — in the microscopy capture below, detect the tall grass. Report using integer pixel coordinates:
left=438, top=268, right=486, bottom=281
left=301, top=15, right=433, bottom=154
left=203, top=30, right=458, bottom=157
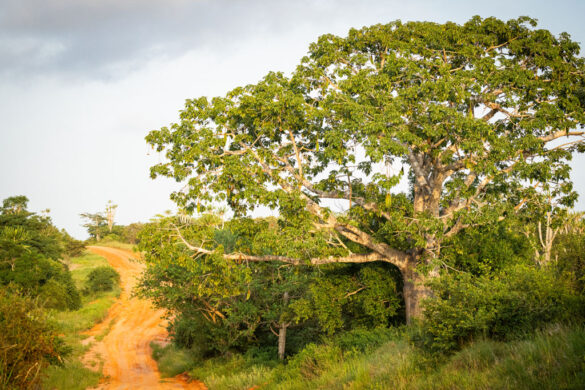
left=41, top=250, right=121, bottom=390
left=177, top=325, right=585, bottom=390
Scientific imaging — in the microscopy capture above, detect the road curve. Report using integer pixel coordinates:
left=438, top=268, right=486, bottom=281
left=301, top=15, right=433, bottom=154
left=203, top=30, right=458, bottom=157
left=83, top=246, right=205, bottom=390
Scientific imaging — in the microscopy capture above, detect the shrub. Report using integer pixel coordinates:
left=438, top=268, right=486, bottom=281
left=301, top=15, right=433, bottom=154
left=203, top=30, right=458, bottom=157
left=333, top=327, right=400, bottom=353
left=59, top=230, right=85, bottom=258
left=170, top=315, right=212, bottom=358
left=151, top=343, right=198, bottom=377
left=39, top=279, right=74, bottom=311
left=0, top=287, right=69, bottom=389
left=419, top=264, right=579, bottom=353
left=554, top=232, right=585, bottom=295
left=282, top=343, right=342, bottom=380
left=2, top=254, right=81, bottom=311
left=84, top=266, right=120, bottom=294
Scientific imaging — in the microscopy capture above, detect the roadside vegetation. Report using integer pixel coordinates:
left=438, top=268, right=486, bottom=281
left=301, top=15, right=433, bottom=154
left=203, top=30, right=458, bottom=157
left=0, top=194, right=128, bottom=389
left=162, top=325, right=584, bottom=390
left=144, top=214, right=585, bottom=389
left=0, top=196, right=85, bottom=389
left=42, top=252, right=121, bottom=390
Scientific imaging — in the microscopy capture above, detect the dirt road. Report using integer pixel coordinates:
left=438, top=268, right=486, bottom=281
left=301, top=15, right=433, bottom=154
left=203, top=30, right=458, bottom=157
left=83, top=246, right=205, bottom=390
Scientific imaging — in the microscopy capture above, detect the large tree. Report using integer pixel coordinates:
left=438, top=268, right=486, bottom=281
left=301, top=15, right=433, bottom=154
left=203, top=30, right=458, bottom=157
left=147, top=16, right=585, bottom=321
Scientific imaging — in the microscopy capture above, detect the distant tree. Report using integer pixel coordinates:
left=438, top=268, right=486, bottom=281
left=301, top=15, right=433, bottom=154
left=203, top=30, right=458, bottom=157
left=80, top=212, right=107, bottom=241
left=147, top=16, right=585, bottom=322
left=121, top=222, right=144, bottom=244
left=2, top=195, right=28, bottom=214
left=59, top=229, right=86, bottom=258
left=105, top=200, right=118, bottom=233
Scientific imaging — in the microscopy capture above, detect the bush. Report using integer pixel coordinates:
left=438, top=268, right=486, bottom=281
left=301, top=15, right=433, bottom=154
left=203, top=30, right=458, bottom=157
left=282, top=343, right=342, bottom=380
left=151, top=343, right=199, bottom=378
left=84, top=266, right=120, bottom=294
left=554, top=232, right=585, bottom=295
left=59, top=230, right=85, bottom=258
left=418, top=264, right=580, bottom=353
left=170, top=315, right=213, bottom=358
left=39, top=279, right=76, bottom=311
left=333, top=327, right=400, bottom=353
left=122, top=223, right=144, bottom=245
left=0, top=287, right=69, bottom=389
left=1, top=254, right=81, bottom=311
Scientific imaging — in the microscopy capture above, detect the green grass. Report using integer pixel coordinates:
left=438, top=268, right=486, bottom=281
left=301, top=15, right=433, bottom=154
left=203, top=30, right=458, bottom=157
left=41, top=250, right=121, bottom=390
left=172, top=325, right=585, bottom=390
left=87, top=239, right=136, bottom=252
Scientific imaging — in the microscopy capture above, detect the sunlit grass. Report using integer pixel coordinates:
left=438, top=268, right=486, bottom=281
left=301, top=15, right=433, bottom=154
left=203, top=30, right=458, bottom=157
left=175, top=325, right=585, bottom=390
left=88, top=239, right=136, bottom=252
left=42, top=250, right=121, bottom=389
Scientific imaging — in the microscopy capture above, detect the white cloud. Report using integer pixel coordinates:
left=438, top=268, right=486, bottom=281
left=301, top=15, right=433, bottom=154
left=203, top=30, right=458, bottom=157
left=0, top=0, right=584, bottom=238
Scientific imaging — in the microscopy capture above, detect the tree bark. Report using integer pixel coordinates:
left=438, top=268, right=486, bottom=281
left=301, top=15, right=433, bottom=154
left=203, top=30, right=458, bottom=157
left=278, top=322, right=287, bottom=360
left=402, top=263, right=432, bottom=323
left=278, top=291, right=290, bottom=360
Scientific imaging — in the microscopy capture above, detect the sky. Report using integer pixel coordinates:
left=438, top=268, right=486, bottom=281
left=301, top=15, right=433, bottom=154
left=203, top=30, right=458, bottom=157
left=1, top=0, right=584, bottom=239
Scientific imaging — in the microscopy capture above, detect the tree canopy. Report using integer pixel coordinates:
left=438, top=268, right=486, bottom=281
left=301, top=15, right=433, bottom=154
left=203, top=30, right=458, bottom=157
left=0, top=195, right=82, bottom=310
left=147, top=16, right=585, bottom=321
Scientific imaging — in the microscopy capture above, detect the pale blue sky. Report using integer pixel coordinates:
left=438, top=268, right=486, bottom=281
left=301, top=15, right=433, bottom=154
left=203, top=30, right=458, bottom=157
left=1, top=0, right=584, bottom=238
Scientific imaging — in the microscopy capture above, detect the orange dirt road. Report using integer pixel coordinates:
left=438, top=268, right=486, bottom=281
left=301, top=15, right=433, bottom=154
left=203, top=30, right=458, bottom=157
left=83, top=246, right=206, bottom=390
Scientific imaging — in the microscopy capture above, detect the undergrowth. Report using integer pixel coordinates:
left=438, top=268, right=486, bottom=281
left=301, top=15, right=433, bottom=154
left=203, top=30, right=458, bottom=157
left=152, top=325, right=585, bottom=390
left=41, top=250, right=121, bottom=390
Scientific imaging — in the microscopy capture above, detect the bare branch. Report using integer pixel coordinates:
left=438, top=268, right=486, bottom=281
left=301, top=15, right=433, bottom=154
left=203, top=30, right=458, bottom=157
left=539, top=130, right=585, bottom=143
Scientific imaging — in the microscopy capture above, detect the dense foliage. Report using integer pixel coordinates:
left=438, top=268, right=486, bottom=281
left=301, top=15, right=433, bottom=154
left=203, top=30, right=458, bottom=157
left=0, top=196, right=81, bottom=310
left=0, top=287, right=69, bottom=389
left=418, top=264, right=580, bottom=353
left=137, top=214, right=403, bottom=358
left=146, top=16, right=585, bottom=321
left=84, top=266, right=120, bottom=294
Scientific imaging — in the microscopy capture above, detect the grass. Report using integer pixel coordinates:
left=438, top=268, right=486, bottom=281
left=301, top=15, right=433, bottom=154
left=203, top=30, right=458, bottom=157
left=41, top=250, right=121, bottom=390
left=87, top=239, right=136, bottom=252
left=157, top=325, right=585, bottom=390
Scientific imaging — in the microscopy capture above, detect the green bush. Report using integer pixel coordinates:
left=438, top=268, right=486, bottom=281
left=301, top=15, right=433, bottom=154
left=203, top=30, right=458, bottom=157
left=84, top=266, right=120, bottom=294
left=333, top=327, right=400, bottom=353
left=39, top=279, right=75, bottom=311
left=59, top=230, right=85, bottom=258
left=418, top=264, right=580, bottom=353
left=1, top=254, right=81, bottom=311
left=170, top=315, right=214, bottom=358
left=282, top=343, right=342, bottom=380
left=554, top=232, right=585, bottom=295
left=151, top=343, right=197, bottom=377
left=0, top=287, right=69, bottom=389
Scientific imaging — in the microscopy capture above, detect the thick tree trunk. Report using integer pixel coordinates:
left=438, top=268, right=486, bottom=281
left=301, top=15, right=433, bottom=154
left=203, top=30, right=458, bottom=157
left=402, top=264, right=432, bottom=324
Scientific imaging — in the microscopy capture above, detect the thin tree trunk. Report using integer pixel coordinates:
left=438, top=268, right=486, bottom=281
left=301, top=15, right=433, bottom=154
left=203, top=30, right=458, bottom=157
left=278, top=291, right=290, bottom=360
left=278, top=323, right=287, bottom=360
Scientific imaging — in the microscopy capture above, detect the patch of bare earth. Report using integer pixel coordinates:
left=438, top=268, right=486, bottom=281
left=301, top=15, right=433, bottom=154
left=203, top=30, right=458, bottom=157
left=82, top=246, right=206, bottom=390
